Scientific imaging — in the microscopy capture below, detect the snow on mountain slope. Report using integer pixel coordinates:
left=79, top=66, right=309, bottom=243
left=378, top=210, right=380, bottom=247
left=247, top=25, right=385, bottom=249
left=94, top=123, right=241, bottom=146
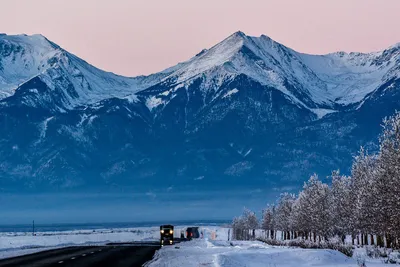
left=1, top=32, right=400, bottom=190
left=164, top=32, right=244, bottom=84
left=0, top=34, right=168, bottom=109
left=0, top=32, right=399, bottom=114
left=0, top=34, right=60, bottom=99
left=297, top=46, right=400, bottom=105
left=146, top=32, right=324, bottom=113
left=156, top=31, right=399, bottom=113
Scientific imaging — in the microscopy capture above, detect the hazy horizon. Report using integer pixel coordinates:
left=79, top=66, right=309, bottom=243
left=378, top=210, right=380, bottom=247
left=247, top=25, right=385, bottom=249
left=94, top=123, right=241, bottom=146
left=1, top=0, right=399, bottom=76
left=0, top=188, right=276, bottom=225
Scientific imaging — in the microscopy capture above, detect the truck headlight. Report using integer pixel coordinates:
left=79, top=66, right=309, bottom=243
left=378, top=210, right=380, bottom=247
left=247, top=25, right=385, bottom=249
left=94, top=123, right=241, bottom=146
left=170, top=230, right=173, bottom=234
left=161, top=230, right=164, bottom=234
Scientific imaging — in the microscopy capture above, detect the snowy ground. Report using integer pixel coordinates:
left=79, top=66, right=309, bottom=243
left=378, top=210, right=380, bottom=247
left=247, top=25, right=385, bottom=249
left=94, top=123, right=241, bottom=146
left=0, top=226, right=391, bottom=266
left=0, top=226, right=164, bottom=259
left=147, top=227, right=388, bottom=267
left=148, top=240, right=392, bottom=267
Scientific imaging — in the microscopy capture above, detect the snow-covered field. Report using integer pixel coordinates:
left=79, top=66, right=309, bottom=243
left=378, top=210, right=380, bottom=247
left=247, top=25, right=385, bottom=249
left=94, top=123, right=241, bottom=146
left=0, top=226, right=391, bottom=266
left=0, top=226, right=163, bottom=259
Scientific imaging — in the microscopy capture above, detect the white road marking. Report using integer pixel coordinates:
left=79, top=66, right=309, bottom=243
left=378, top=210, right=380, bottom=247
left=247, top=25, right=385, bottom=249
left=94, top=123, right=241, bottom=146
left=71, top=257, right=76, bottom=260
left=58, top=261, right=64, bottom=264
left=91, top=252, right=94, bottom=254
left=82, top=254, right=86, bottom=256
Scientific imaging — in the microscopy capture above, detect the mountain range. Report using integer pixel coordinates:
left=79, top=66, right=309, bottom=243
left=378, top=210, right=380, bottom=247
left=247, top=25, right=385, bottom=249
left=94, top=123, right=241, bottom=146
left=1, top=31, right=399, bottom=193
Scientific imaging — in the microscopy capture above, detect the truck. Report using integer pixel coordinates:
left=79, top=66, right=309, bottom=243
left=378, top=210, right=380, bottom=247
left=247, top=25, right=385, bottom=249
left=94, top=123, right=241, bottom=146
left=186, top=227, right=200, bottom=240
left=160, top=225, right=174, bottom=246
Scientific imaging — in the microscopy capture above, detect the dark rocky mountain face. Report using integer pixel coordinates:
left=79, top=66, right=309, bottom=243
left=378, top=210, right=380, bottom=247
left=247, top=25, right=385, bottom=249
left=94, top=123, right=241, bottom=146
left=0, top=33, right=399, bottom=195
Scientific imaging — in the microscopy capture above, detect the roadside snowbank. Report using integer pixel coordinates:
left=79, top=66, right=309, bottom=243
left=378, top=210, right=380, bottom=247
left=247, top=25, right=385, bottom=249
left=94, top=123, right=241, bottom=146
left=146, top=239, right=356, bottom=267
left=147, top=238, right=389, bottom=267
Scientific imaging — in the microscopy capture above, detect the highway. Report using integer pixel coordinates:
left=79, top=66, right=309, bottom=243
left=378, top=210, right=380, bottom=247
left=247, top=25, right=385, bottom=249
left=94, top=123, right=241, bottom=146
left=0, top=242, right=160, bottom=267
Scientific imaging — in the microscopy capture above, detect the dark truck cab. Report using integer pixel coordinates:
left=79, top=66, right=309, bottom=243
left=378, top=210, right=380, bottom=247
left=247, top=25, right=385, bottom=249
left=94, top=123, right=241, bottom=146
left=186, top=227, right=200, bottom=240
left=160, top=225, right=174, bottom=246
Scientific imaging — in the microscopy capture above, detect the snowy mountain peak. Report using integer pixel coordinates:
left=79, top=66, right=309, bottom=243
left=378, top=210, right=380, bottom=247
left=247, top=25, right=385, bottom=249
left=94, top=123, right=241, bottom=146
left=233, top=30, right=246, bottom=36
left=160, top=31, right=249, bottom=84
left=157, top=31, right=399, bottom=112
left=0, top=34, right=63, bottom=99
left=0, top=34, right=170, bottom=110
left=0, top=33, right=57, bottom=51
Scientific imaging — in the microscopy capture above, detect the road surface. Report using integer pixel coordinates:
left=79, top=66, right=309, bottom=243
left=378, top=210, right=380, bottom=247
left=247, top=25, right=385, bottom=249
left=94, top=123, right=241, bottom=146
left=0, top=243, right=160, bottom=267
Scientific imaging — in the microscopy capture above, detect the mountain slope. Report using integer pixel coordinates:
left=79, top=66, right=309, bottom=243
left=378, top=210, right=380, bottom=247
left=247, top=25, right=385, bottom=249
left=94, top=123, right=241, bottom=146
left=154, top=31, right=399, bottom=111
left=0, top=34, right=169, bottom=111
left=0, top=32, right=399, bottom=192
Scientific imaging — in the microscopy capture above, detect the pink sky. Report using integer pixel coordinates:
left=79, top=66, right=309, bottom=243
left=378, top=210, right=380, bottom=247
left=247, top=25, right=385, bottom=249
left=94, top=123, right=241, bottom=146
left=2, top=0, right=399, bottom=76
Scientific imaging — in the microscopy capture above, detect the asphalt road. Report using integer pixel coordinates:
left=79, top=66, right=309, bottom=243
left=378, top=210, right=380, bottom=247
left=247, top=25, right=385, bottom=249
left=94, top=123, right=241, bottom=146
left=0, top=243, right=160, bottom=267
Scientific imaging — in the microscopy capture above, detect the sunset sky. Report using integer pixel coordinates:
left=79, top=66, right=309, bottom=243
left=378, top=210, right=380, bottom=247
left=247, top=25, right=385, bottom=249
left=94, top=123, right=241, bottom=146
left=1, top=0, right=399, bottom=76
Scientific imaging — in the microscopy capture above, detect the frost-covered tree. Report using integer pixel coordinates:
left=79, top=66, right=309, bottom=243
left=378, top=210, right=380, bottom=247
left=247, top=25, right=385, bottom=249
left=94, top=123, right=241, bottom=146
left=299, top=174, right=331, bottom=241
left=232, top=216, right=246, bottom=240
left=275, top=193, right=296, bottom=240
left=374, top=113, right=400, bottom=247
left=329, top=170, right=352, bottom=242
left=232, top=208, right=259, bottom=240
left=350, top=147, right=377, bottom=245
left=290, top=196, right=303, bottom=238
left=261, top=205, right=275, bottom=239
left=243, top=208, right=259, bottom=240
left=231, top=112, right=400, bottom=247
left=291, top=188, right=312, bottom=239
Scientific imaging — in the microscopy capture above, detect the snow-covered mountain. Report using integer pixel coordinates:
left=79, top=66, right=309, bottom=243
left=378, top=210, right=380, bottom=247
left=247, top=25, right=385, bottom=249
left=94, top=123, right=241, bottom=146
left=0, top=32, right=399, bottom=192
left=0, top=34, right=169, bottom=111
left=2, top=32, right=398, bottom=113
left=147, top=31, right=399, bottom=115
